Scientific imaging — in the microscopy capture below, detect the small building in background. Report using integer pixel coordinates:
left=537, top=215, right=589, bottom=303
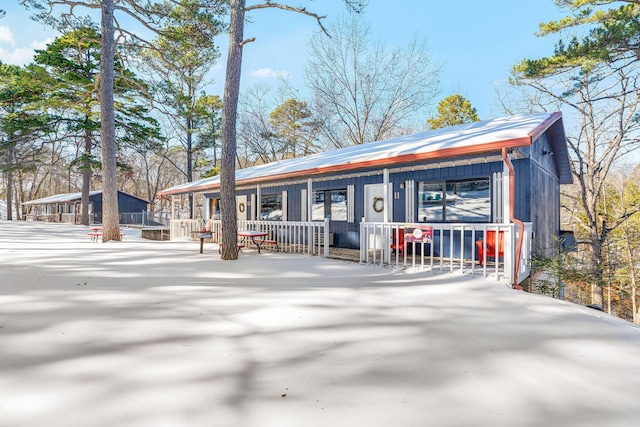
left=23, top=190, right=149, bottom=225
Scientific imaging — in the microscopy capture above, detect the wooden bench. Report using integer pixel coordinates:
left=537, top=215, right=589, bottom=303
left=218, top=243, right=245, bottom=255
left=87, top=231, right=125, bottom=242
left=255, top=238, right=279, bottom=251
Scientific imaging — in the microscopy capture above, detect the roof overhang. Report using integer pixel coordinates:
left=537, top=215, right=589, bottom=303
left=160, top=112, right=571, bottom=196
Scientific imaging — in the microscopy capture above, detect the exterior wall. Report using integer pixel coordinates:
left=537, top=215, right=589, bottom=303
left=391, top=161, right=504, bottom=224
left=90, top=192, right=148, bottom=224
left=199, top=131, right=564, bottom=253
left=117, top=192, right=148, bottom=214
left=202, top=160, right=506, bottom=250
left=519, top=133, right=562, bottom=256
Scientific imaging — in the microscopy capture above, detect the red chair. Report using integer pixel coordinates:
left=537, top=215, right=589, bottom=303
left=390, top=228, right=405, bottom=255
left=476, top=230, right=504, bottom=266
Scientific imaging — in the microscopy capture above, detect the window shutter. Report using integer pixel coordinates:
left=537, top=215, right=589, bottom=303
left=405, top=180, right=415, bottom=222
left=347, top=185, right=355, bottom=223
left=301, top=189, right=307, bottom=221
left=282, top=190, right=288, bottom=221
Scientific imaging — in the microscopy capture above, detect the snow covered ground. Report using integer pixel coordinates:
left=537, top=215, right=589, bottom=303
left=1, top=221, right=640, bottom=427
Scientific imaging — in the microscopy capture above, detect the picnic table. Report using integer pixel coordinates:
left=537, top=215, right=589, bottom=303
left=209, top=230, right=278, bottom=255
left=238, top=230, right=276, bottom=254
left=87, top=227, right=125, bottom=242
left=197, top=232, right=213, bottom=254
left=237, top=230, right=267, bottom=254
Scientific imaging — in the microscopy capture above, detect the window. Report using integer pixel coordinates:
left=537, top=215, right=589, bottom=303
left=418, top=179, right=490, bottom=222
left=312, top=189, right=347, bottom=221
left=261, top=194, right=282, bottom=221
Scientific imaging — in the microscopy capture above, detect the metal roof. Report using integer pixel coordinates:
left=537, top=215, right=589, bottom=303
left=22, top=191, right=102, bottom=205
left=23, top=190, right=150, bottom=205
left=160, top=112, right=571, bottom=196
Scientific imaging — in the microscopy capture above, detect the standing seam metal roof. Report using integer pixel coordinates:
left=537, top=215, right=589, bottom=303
left=160, top=112, right=570, bottom=196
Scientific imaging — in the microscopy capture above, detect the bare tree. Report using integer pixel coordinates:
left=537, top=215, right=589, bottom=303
left=511, top=59, right=640, bottom=307
left=305, top=14, right=441, bottom=148
left=218, top=0, right=365, bottom=260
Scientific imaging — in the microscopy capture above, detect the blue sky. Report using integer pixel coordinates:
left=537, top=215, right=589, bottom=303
left=0, top=0, right=566, bottom=119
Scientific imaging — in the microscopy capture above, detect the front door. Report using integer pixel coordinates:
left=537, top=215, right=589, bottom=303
left=364, top=183, right=393, bottom=222
left=236, top=195, right=247, bottom=222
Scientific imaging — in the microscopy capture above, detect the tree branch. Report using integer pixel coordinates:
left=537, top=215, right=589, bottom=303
left=244, top=2, right=330, bottom=36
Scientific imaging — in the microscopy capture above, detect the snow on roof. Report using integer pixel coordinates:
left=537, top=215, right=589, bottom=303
left=23, top=190, right=150, bottom=205
left=161, top=112, right=567, bottom=196
left=22, top=191, right=102, bottom=205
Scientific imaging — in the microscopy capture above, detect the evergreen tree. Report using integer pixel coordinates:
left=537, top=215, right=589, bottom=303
left=427, top=94, right=479, bottom=130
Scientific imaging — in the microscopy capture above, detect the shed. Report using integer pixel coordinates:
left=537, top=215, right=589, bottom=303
left=23, top=190, right=149, bottom=225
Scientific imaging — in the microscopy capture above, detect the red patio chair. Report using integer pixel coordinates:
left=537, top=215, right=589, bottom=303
left=390, top=228, right=405, bottom=255
left=476, top=230, right=504, bottom=266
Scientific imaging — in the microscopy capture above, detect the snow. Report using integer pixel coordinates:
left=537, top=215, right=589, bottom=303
left=162, top=112, right=562, bottom=195
left=2, top=221, right=640, bottom=427
left=21, top=190, right=102, bottom=206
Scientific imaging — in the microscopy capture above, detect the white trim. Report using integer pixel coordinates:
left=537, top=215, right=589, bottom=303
left=347, top=184, right=355, bottom=223
left=282, top=190, right=288, bottom=221
left=307, top=178, right=313, bottom=222
left=383, top=169, right=390, bottom=223
left=301, top=189, right=307, bottom=221
left=405, top=180, right=415, bottom=223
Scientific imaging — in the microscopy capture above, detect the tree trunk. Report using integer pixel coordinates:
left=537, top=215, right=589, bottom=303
left=12, top=179, right=20, bottom=220
left=623, top=235, right=639, bottom=324
left=187, top=116, right=194, bottom=219
left=5, top=156, right=12, bottom=221
left=81, top=126, right=92, bottom=226
left=99, top=0, right=120, bottom=241
left=590, top=232, right=605, bottom=307
left=5, top=143, right=15, bottom=221
left=219, top=0, right=245, bottom=260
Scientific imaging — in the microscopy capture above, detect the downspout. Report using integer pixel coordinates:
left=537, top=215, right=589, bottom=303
left=502, top=148, right=525, bottom=290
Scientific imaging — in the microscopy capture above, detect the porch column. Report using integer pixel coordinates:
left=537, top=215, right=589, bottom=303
left=383, top=168, right=390, bottom=223
left=307, top=178, right=313, bottom=221
left=256, top=184, right=261, bottom=220
left=171, top=195, right=175, bottom=220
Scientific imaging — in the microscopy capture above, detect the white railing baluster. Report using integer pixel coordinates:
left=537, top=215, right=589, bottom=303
left=358, top=221, right=530, bottom=285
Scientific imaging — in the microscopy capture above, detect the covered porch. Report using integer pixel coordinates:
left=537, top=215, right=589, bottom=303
left=169, top=217, right=529, bottom=285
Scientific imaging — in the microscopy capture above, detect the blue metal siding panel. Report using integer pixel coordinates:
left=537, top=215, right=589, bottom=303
left=198, top=159, right=552, bottom=251
left=117, top=193, right=147, bottom=213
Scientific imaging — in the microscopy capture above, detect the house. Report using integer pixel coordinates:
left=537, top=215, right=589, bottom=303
left=159, top=112, right=572, bottom=283
left=23, top=190, right=149, bottom=225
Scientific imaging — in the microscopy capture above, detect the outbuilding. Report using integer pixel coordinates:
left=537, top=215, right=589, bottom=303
left=23, top=190, right=149, bottom=225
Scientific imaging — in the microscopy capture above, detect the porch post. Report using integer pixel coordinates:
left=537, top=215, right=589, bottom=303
left=256, top=184, right=261, bottom=220
left=383, top=168, right=390, bottom=223
left=307, top=178, right=313, bottom=222
left=171, top=196, right=175, bottom=220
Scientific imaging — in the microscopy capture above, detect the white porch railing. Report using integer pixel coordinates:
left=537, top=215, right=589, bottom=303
left=170, top=218, right=330, bottom=257
left=359, top=221, right=533, bottom=285
left=170, top=219, right=204, bottom=240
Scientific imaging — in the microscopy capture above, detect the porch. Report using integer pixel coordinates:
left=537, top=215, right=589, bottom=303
left=169, top=218, right=532, bottom=285
left=360, top=221, right=532, bottom=285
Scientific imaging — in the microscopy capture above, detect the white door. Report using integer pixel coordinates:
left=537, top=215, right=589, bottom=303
left=364, top=183, right=392, bottom=222
left=236, top=195, right=247, bottom=222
